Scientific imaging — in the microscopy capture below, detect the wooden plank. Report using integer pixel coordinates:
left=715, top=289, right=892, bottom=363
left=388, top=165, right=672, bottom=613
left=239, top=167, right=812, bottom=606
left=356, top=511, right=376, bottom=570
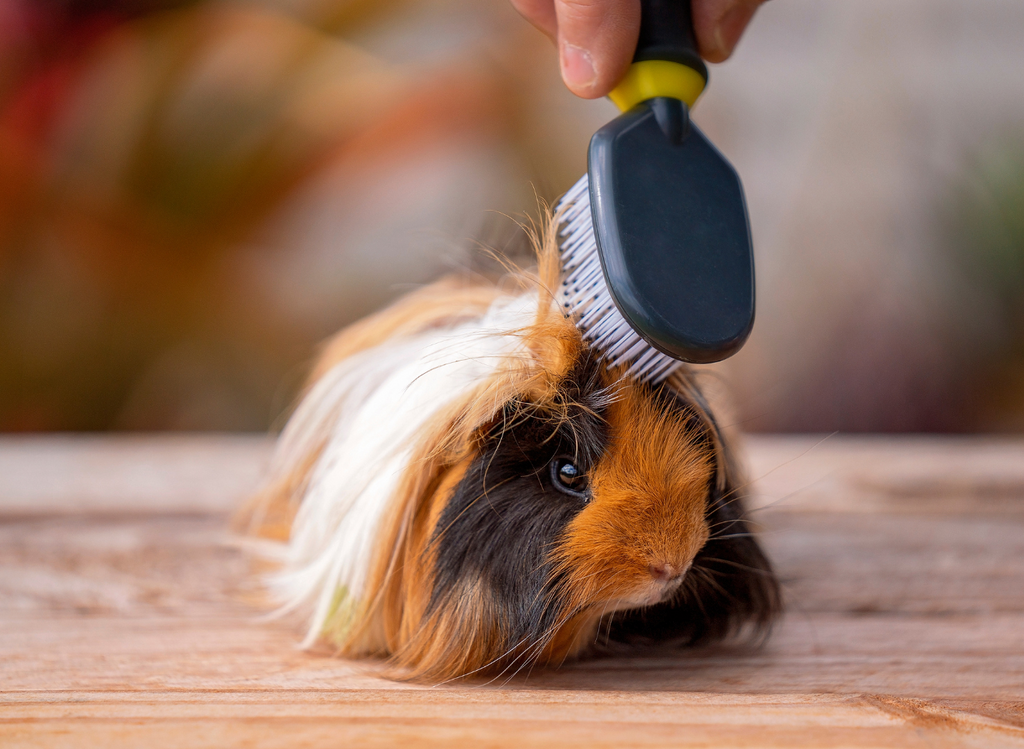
left=742, top=435, right=1024, bottom=513
left=0, top=435, right=272, bottom=515
left=3, top=434, right=1023, bottom=515
left=0, top=436, right=1022, bottom=747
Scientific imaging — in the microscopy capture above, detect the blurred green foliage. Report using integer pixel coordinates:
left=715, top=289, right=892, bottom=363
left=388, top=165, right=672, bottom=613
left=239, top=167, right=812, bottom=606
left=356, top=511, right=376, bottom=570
left=945, top=139, right=1024, bottom=346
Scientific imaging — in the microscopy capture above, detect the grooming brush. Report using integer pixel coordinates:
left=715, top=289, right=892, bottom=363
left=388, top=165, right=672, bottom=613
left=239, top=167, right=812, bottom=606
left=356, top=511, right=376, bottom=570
left=557, top=0, right=755, bottom=381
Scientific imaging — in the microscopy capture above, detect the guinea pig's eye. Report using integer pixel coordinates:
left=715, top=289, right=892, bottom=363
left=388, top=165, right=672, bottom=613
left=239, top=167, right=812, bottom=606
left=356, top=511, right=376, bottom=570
left=550, top=457, right=590, bottom=499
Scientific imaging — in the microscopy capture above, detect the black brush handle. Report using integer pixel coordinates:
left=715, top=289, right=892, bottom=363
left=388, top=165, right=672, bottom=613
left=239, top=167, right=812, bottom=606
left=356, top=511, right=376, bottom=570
left=634, top=0, right=708, bottom=82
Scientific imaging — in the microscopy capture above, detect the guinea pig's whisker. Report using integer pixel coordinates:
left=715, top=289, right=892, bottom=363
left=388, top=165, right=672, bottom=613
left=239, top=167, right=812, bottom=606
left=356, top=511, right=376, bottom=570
left=442, top=638, right=529, bottom=685
left=704, top=516, right=742, bottom=530
left=465, top=577, right=591, bottom=684
left=482, top=624, right=559, bottom=685
left=721, top=432, right=840, bottom=513
left=708, top=528, right=757, bottom=541
left=707, top=532, right=758, bottom=542
left=712, top=480, right=755, bottom=509
left=697, top=557, right=778, bottom=578
left=704, top=519, right=754, bottom=536
left=527, top=592, right=610, bottom=675
left=592, top=598, right=617, bottom=647
left=532, top=581, right=611, bottom=652
left=679, top=576, right=711, bottom=620
left=691, top=575, right=738, bottom=614
left=499, top=636, right=553, bottom=683
left=405, top=350, right=547, bottom=399
left=689, top=566, right=732, bottom=600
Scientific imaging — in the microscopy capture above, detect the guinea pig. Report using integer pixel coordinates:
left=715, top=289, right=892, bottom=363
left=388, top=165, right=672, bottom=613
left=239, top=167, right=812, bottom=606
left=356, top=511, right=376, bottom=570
left=239, top=215, right=780, bottom=682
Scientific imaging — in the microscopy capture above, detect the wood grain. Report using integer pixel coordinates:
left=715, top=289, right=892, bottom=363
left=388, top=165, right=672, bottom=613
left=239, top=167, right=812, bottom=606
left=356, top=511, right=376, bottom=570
left=1, top=435, right=1023, bottom=747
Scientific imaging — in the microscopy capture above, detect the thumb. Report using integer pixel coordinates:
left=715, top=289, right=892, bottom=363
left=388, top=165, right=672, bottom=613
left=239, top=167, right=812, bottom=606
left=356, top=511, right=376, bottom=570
left=554, top=0, right=640, bottom=99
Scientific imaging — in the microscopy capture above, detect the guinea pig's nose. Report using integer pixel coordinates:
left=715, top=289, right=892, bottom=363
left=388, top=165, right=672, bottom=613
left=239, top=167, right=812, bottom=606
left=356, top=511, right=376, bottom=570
left=648, top=561, right=686, bottom=583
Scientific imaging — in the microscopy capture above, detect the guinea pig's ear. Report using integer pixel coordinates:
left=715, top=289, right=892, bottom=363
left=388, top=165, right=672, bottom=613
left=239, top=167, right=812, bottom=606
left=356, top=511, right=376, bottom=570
left=602, top=399, right=781, bottom=649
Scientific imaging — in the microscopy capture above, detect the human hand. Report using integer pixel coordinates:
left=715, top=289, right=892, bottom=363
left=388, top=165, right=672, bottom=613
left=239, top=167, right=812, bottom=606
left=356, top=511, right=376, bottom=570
left=510, top=0, right=766, bottom=98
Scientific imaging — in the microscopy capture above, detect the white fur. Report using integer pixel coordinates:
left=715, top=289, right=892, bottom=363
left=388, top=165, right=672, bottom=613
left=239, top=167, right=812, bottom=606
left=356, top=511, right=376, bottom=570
left=262, top=292, right=541, bottom=646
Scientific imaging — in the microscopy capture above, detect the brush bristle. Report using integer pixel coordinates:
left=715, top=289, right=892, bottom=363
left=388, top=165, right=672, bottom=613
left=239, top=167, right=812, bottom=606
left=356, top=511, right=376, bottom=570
left=556, top=174, right=683, bottom=384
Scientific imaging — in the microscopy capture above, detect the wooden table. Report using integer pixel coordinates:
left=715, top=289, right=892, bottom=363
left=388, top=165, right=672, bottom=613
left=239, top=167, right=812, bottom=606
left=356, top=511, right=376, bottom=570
left=1, top=435, right=1022, bottom=748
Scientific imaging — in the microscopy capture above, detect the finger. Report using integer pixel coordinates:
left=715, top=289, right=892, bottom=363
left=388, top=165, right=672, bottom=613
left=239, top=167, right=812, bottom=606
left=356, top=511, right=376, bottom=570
left=554, top=0, right=640, bottom=99
left=509, top=0, right=558, bottom=39
left=692, top=0, right=765, bottom=64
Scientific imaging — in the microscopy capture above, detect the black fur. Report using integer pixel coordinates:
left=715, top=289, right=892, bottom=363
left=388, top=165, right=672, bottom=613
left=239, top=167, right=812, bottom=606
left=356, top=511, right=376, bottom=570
left=428, top=354, right=608, bottom=645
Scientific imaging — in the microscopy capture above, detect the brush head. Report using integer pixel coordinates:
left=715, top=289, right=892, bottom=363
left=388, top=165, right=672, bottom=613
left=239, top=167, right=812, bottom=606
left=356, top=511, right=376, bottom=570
left=557, top=175, right=686, bottom=383
left=558, top=97, right=755, bottom=377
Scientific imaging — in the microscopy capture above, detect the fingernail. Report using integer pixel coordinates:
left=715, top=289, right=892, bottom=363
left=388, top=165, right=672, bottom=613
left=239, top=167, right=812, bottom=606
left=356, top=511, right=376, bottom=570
left=560, top=42, right=596, bottom=92
left=712, top=4, right=755, bottom=60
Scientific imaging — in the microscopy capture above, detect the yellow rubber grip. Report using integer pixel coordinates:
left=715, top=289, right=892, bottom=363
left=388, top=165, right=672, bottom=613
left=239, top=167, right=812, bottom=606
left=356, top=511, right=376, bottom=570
left=608, top=60, right=706, bottom=113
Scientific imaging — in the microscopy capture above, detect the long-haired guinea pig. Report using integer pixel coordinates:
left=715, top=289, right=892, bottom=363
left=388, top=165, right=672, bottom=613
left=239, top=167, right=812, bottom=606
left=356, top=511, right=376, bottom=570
left=238, top=216, right=781, bottom=682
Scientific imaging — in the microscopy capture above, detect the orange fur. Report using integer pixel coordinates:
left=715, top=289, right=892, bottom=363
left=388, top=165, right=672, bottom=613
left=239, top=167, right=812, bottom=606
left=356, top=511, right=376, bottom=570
left=546, top=379, right=714, bottom=662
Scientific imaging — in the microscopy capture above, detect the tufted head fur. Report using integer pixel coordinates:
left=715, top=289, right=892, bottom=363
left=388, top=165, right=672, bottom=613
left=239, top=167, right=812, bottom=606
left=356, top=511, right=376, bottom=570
left=238, top=213, right=780, bottom=682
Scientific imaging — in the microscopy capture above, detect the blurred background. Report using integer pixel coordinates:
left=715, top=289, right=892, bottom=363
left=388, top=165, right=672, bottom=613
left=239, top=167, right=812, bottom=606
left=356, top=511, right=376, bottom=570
left=1, top=0, right=1023, bottom=433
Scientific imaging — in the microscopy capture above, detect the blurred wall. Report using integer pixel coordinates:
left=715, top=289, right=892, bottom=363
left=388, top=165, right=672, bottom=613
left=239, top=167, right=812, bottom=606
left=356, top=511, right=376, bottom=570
left=699, top=0, right=1024, bottom=431
left=1, top=0, right=1023, bottom=432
